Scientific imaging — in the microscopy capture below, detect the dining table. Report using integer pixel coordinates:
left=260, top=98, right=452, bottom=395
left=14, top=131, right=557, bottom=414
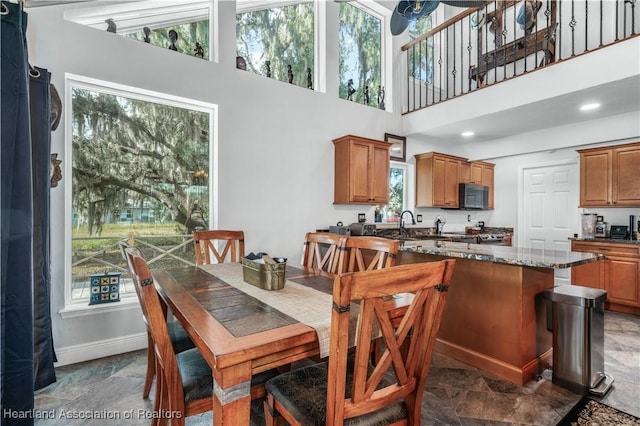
left=152, top=262, right=412, bottom=425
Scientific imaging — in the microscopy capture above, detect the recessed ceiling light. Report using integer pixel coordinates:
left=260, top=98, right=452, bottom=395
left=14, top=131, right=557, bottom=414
left=580, top=103, right=601, bottom=111
left=461, top=131, right=474, bottom=137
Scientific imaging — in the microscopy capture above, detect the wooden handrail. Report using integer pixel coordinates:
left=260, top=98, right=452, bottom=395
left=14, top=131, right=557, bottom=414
left=402, top=1, right=489, bottom=51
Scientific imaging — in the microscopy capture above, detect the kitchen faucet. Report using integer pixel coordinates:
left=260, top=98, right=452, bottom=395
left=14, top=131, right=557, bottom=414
left=435, top=216, right=445, bottom=235
left=399, top=210, right=416, bottom=236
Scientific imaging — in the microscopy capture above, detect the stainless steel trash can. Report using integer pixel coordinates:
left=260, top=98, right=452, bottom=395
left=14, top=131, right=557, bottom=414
left=543, top=285, right=613, bottom=396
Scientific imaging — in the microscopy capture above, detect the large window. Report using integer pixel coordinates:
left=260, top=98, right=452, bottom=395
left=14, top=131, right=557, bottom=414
left=236, top=1, right=315, bottom=86
left=339, top=3, right=382, bottom=107
left=68, top=77, right=214, bottom=305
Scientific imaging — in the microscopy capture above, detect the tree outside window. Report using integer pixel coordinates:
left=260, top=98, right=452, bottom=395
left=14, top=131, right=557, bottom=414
left=236, top=2, right=314, bottom=86
left=339, top=3, right=382, bottom=107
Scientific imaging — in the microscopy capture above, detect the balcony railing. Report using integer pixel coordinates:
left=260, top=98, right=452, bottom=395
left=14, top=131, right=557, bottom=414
left=402, top=0, right=639, bottom=114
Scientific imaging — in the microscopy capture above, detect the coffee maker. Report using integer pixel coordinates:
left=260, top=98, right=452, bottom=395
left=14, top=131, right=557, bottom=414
left=595, top=215, right=607, bottom=238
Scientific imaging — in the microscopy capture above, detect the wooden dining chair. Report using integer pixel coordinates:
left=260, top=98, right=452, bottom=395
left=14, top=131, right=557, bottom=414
left=263, top=260, right=456, bottom=426
left=340, top=236, right=400, bottom=273
left=193, top=230, right=245, bottom=265
left=301, top=232, right=347, bottom=274
left=125, top=247, right=277, bottom=426
left=118, top=241, right=195, bottom=401
left=340, top=236, right=401, bottom=362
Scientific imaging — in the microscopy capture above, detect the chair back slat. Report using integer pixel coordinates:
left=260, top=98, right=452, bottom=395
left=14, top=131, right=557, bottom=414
left=341, top=236, right=399, bottom=273
left=301, top=232, right=346, bottom=274
left=194, top=230, right=245, bottom=265
left=326, top=259, right=455, bottom=424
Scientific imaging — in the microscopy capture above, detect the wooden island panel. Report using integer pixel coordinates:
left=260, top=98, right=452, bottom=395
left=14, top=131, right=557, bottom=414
left=398, top=251, right=552, bottom=386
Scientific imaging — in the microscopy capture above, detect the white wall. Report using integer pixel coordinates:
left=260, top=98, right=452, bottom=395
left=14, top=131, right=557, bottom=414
left=25, top=1, right=639, bottom=364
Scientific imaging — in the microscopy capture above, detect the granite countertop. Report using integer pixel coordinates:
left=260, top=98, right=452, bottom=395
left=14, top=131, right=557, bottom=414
left=570, top=237, right=640, bottom=246
left=399, top=240, right=603, bottom=269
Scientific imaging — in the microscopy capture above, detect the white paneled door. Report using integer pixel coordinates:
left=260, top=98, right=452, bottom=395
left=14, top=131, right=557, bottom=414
left=521, top=161, right=580, bottom=285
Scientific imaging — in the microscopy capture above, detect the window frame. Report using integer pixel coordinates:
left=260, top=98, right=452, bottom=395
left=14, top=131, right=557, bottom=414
left=62, top=73, right=218, bottom=314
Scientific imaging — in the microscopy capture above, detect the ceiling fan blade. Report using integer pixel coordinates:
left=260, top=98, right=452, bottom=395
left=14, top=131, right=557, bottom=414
left=391, top=0, right=440, bottom=35
left=390, top=9, right=411, bottom=35
left=440, top=0, right=487, bottom=8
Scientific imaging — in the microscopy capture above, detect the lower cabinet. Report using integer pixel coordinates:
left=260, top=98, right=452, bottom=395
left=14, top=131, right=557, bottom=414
left=571, top=240, right=640, bottom=315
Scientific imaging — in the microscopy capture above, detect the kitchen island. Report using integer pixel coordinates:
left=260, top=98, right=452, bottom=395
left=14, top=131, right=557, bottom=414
left=397, top=240, right=603, bottom=386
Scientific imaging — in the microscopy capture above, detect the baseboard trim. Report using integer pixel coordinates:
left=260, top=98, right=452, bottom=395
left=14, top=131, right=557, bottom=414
left=435, top=338, right=550, bottom=386
left=54, top=332, right=147, bottom=367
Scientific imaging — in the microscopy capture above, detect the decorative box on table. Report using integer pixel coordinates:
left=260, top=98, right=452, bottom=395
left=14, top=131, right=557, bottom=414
left=241, top=255, right=287, bottom=290
left=89, top=272, right=122, bottom=305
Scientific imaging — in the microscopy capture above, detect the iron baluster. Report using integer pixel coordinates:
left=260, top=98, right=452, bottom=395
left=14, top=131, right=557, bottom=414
left=412, top=44, right=416, bottom=111
left=406, top=49, right=410, bottom=113
left=624, top=0, right=628, bottom=37
left=600, top=0, right=604, bottom=46
left=513, top=2, right=517, bottom=77
left=570, top=0, right=577, bottom=56
left=632, top=0, right=637, bottom=35
left=452, top=21, right=457, bottom=98
left=419, top=40, right=423, bottom=108
left=558, top=0, right=563, bottom=58
left=433, top=33, right=438, bottom=104
left=439, top=31, right=443, bottom=102
left=585, top=0, right=589, bottom=52
left=445, top=26, right=450, bottom=100
left=467, top=14, right=473, bottom=93
left=615, top=0, right=620, bottom=41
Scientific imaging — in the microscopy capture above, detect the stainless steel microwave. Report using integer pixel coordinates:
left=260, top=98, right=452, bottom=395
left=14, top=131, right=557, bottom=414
left=458, top=183, right=489, bottom=210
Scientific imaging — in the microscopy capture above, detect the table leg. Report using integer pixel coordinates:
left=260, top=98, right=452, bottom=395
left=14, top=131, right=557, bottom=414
left=212, top=365, right=252, bottom=426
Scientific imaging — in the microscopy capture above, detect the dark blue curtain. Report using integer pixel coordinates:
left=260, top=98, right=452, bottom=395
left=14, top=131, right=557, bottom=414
left=29, top=66, right=57, bottom=392
left=1, top=1, right=56, bottom=424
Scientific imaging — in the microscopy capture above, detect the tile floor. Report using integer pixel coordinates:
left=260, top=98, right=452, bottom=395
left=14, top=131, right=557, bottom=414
left=34, top=311, right=639, bottom=425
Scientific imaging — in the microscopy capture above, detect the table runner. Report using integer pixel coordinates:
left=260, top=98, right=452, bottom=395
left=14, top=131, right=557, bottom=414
left=199, top=263, right=356, bottom=358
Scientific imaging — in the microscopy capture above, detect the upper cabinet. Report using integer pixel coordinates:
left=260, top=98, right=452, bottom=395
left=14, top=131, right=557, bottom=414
left=415, top=152, right=465, bottom=208
left=333, top=135, right=391, bottom=205
left=578, top=142, right=640, bottom=207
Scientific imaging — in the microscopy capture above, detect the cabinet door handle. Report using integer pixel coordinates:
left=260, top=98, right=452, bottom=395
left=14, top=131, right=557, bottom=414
left=598, top=248, right=610, bottom=251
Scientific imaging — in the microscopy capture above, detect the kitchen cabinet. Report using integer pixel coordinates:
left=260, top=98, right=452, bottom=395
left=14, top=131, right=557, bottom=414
left=571, top=240, right=640, bottom=315
left=578, top=142, right=640, bottom=207
left=333, top=135, right=391, bottom=204
left=415, top=152, right=464, bottom=208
